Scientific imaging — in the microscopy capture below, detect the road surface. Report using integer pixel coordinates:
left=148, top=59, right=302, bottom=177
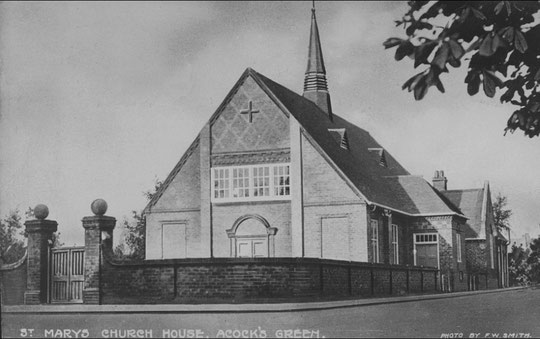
left=2, top=288, right=539, bottom=338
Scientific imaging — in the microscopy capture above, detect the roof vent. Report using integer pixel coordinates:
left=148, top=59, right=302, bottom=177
left=328, top=128, right=349, bottom=150
left=368, top=148, right=387, bottom=168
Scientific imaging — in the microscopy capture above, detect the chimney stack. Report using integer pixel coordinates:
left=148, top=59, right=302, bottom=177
left=432, top=170, right=448, bottom=191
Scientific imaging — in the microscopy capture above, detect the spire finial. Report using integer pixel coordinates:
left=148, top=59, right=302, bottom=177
left=303, top=1, right=333, bottom=119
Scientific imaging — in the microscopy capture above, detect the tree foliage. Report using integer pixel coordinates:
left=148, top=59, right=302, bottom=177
left=493, top=192, right=512, bottom=230
left=509, top=243, right=531, bottom=285
left=0, top=207, right=63, bottom=265
left=385, top=1, right=540, bottom=137
left=114, top=178, right=163, bottom=260
left=508, top=234, right=540, bottom=285
left=116, top=210, right=146, bottom=260
left=0, top=210, right=26, bottom=265
left=527, top=236, right=540, bottom=282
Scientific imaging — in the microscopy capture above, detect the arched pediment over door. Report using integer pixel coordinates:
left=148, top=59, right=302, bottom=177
left=226, top=214, right=278, bottom=258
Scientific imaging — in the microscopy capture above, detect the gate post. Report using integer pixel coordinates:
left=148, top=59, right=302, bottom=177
left=82, top=199, right=115, bottom=304
left=24, top=204, right=57, bottom=304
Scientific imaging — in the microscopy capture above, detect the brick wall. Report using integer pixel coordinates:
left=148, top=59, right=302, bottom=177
left=152, top=144, right=201, bottom=212
left=146, top=143, right=202, bottom=259
left=405, top=215, right=469, bottom=292
left=101, top=250, right=438, bottom=304
left=466, top=239, right=499, bottom=290
left=210, top=76, right=290, bottom=154
left=0, top=255, right=27, bottom=305
left=301, top=135, right=358, bottom=205
left=301, top=134, right=367, bottom=262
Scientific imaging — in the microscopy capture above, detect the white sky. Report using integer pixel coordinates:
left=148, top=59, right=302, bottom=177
left=1, top=1, right=539, bottom=246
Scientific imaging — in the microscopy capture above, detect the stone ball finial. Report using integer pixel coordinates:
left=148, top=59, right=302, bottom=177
left=34, top=204, right=49, bottom=220
left=91, top=199, right=108, bottom=216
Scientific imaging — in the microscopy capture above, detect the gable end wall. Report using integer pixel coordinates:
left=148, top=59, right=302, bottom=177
left=301, top=134, right=367, bottom=261
left=146, top=145, right=201, bottom=259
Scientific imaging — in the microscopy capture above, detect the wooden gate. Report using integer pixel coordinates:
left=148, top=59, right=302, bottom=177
left=50, top=247, right=85, bottom=303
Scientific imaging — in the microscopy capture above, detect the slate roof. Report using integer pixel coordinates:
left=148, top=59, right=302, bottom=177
left=251, top=69, right=464, bottom=217
left=441, top=188, right=484, bottom=238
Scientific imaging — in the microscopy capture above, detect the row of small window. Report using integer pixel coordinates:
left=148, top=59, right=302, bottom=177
left=212, top=164, right=290, bottom=201
left=415, top=233, right=437, bottom=243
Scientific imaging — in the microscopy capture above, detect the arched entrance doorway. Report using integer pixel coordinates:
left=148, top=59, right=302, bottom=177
left=226, top=215, right=278, bottom=258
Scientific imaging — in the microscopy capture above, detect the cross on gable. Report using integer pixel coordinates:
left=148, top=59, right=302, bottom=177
left=240, top=101, right=260, bottom=123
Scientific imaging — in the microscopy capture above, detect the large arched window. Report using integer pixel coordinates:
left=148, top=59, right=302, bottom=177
left=226, top=215, right=278, bottom=258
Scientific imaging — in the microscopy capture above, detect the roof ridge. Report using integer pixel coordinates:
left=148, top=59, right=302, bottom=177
left=143, top=136, right=200, bottom=213
left=145, top=67, right=256, bottom=214
left=382, top=174, right=423, bottom=178
left=444, top=188, right=483, bottom=192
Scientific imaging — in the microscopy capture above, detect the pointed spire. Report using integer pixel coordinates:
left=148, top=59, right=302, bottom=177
left=303, top=3, right=332, bottom=119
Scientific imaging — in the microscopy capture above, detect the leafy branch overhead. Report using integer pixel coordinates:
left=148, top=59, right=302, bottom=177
left=384, top=1, right=540, bottom=137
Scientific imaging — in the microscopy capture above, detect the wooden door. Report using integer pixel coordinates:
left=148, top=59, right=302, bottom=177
left=236, top=238, right=267, bottom=258
left=50, top=247, right=84, bottom=303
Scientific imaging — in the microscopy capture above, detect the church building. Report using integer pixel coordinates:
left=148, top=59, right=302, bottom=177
left=143, top=6, right=506, bottom=291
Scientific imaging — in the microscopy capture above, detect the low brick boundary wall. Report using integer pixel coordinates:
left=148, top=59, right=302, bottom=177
left=0, top=253, right=28, bottom=305
left=101, top=249, right=438, bottom=304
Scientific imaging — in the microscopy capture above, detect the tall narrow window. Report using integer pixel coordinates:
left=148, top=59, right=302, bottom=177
left=490, top=234, right=494, bottom=269
left=252, top=166, right=271, bottom=197
left=371, top=220, right=379, bottom=263
left=391, top=224, right=399, bottom=264
left=213, top=168, right=230, bottom=199
left=232, top=167, right=250, bottom=198
left=273, top=165, right=290, bottom=196
left=456, top=233, right=462, bottom=263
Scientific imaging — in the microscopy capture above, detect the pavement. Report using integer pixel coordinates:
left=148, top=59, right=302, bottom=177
left=2, top=285, right=529, bottom=313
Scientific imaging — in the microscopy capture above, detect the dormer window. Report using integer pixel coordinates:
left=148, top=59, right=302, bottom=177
left=368, top=148, right=387, bottom=168
left=328, top=128, right=349, bottom=150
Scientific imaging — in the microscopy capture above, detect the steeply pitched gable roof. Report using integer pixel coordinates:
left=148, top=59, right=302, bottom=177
left=251, top=69, right=463, bottom=217
left=441, top=188, right=484, bottom=238
left=145, top=68, right=465, bottom=218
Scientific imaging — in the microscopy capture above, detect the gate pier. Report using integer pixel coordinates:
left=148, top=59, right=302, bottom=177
left=82, top=199, right=116, bottom=304
left=24, top=204, right=57, bottom=305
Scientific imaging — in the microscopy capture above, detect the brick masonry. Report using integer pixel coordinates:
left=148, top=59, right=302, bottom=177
left=82, top=215, right=116, bottom=304
left=100, top=251, right=438, bottom=304
left=301, top=134, right=367, bottom=262
left=24, top=219, right=57, bottom=304
left=210, top=76, right=290, bottom=154
left=0, top=256, right=27, bottom=305
left=466, top=239, right=499, bottom=290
